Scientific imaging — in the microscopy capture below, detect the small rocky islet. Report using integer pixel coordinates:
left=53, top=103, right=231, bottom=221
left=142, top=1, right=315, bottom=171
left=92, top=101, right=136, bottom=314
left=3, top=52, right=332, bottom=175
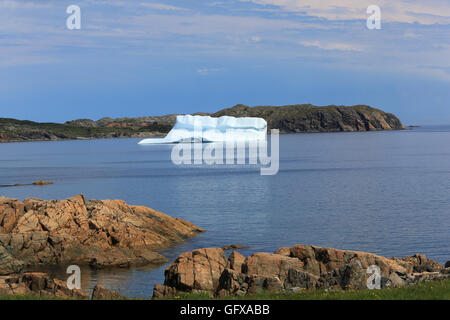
left=0, top=180, right=54, bottom=188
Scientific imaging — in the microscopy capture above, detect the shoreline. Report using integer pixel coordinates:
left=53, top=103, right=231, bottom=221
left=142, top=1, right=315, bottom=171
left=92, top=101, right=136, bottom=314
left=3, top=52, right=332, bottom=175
left=152, top=245, right=450, bottom=299
left=0, top=104, right=405, bottom=143
left=0, top=127, right=409, bottom=144
left=0, top=195, right=204, bottom=275
left=1, top=244, right=448, bottom=300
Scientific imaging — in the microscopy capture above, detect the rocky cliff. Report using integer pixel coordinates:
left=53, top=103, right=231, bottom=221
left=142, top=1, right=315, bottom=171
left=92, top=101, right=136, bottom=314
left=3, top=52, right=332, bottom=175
left=0, top=195, right=204, bottom=274
left=213, top=104, right=405, bottom=133
left=153, top=245, right=448, bottom=298
left=0, top=104, right=403, bottom=142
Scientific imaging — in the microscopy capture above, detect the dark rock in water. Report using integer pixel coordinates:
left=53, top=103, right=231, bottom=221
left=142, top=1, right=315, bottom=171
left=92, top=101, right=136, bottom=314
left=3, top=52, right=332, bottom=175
left=32, top=180, right=53, bottom=185
left=0, top=195, right=204, bottom=274
left=1, top=181, right=52, bottom=188
left=221, top=244, right=248, bottom=250
left=153, top=244, right=448, bottom=298
left=445, top=261, right=450, bottom=268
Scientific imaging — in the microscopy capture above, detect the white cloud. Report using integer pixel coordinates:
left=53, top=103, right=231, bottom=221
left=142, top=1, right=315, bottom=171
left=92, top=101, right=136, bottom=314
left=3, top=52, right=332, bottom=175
left=139, top=3, right=188, bottom=11
left=0, top=0, right=52, bottom=9
left=197, top=68, right=224, bottom=75
left=239, top=0, right=450, bottom=24
left=300, top=40, right=364, bottom=52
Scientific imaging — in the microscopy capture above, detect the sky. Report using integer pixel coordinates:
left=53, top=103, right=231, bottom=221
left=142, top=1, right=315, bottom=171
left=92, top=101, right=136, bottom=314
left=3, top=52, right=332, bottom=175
left=0, top=0, right=449, bottom=125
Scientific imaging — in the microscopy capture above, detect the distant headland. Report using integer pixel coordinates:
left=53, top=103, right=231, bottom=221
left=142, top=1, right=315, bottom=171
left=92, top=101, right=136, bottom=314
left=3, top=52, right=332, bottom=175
left=0, top=104, right=404, bottom=143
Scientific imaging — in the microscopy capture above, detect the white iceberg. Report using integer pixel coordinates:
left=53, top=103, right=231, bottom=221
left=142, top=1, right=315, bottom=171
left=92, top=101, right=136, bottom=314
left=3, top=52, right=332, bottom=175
left=138, top=115, right=267, bottom=144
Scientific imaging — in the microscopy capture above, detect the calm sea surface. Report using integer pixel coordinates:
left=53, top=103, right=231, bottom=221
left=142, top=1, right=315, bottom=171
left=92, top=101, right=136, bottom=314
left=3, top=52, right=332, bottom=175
left=0, top=126, right=449, bottom=297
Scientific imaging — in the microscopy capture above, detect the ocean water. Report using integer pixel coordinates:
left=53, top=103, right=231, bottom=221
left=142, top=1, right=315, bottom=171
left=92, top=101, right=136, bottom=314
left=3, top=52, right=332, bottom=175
left=0, top=126, right=449, bottom=297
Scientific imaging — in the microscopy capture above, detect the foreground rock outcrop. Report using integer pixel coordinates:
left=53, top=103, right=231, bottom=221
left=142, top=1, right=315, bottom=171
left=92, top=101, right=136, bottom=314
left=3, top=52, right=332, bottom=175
left=153, top=245, right=449, bottom=298
left=0, top=272, right=124, bottom=299
left=0, top=195, right=204, bottom=274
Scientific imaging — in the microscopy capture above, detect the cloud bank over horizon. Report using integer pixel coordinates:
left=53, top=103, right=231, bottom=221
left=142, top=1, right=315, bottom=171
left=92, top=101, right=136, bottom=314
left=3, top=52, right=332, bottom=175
left=0, top=0, right=449, bottom=124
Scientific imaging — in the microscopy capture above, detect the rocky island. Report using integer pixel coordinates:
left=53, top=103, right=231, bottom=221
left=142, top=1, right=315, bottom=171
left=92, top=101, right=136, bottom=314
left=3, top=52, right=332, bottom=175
left=0, top=104, right=404, bottom=143
left=0, top=195, right=204, bottom=275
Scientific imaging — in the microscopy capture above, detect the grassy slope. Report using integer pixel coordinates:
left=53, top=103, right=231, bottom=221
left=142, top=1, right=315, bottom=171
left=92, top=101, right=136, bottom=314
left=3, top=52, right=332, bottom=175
left=166, top=279, right=450, bottom=300
left=1, top=280, right=449, bottom=300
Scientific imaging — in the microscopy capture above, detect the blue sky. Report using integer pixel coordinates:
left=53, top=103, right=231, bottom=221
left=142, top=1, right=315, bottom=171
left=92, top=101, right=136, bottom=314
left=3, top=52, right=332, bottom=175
left=0, top=0, right=449, bottom=125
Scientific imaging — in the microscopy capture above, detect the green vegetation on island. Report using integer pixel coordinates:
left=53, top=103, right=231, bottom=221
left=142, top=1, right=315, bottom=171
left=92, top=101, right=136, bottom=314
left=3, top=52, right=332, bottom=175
left=0, top=104, right=404, bottom=143
left=0, top=117, right=172, bottom=142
